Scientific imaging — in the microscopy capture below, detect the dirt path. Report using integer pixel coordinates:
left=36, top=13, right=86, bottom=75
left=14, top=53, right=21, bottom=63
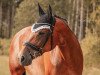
left=0, top=55, right=10, bottom=75
left=0, top=55, right=100, bottom=75
left=83, top=67, right=100, bottom=75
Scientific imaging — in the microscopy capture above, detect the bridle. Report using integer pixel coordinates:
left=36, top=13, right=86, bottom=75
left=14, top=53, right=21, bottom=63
left=24, top=17, right=55, bottom=58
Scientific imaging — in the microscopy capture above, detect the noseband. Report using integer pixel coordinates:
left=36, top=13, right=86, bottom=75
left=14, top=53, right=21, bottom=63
left=24, top=41, right=42, bottom=51
left=24, top=22, right=55, bottom=58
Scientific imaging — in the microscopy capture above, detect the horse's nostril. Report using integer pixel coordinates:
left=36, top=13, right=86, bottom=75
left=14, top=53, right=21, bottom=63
left=21, top=56, right=25, bottom=62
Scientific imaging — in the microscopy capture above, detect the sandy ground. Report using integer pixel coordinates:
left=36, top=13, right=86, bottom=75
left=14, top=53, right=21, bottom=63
left=0, top=55, right=100, bottom=75
left=0, top=55, right=10, bottom=75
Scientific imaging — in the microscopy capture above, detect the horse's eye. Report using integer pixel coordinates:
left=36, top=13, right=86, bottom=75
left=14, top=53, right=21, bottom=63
left=39, top=32, right=45, bottom=35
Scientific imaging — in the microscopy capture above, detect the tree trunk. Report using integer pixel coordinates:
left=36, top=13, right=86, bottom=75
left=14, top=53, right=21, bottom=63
left=86, top=7, right=89, bottom=27
left=10, top=2, right=15, bottom=37
left=93, top=0, right=95, bottom=13
left=6, top=5, right=10, bottom=38
left=70, top=0, right=76, bottom=31
left=6, top=1, right=14, bottom=38
left=0, top=1, right=3, bottom=37
left=74, top=0, right=79, bottom=36
left=78, top=0, right=84, bottom=41
left=8, top=3, right=13, bottom=38
left=68, top=0, right=72, bottom=25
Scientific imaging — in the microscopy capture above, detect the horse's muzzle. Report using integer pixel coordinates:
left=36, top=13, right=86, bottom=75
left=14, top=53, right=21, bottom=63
left=17, top=51, right=33, bottom=66
left=17, top=49, right=42, bottom=66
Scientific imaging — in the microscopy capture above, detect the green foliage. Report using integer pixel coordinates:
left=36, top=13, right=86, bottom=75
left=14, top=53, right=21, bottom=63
left=81, top=0, right=100, bottom=69
left=85, top=39, right=100, bottom=68
left=13, top=0, right=37, bottom=34
left=0, top=38, right=10, bottom=55
left=88, top=1, right=100, bottom=34
left=81, top=30, right=99, bottom=55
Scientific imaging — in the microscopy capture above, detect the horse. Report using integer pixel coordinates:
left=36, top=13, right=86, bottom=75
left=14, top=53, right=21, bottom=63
left=9, top=4, right=83, bottom=75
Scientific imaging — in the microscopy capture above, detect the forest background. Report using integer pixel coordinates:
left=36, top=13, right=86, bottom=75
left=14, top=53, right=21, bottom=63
left=0, top=0, right=100, bottom=75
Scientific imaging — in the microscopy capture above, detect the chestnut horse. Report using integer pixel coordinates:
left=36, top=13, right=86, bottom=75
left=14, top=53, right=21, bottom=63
left=9, top=4, right=83, bottom=75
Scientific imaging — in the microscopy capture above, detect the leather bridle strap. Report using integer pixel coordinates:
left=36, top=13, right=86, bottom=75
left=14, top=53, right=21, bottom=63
left=24, top=30, right=52, bottom=52
left=24, top=42, right=42, bottom=51
left=50, top=17, right=56, bottom=50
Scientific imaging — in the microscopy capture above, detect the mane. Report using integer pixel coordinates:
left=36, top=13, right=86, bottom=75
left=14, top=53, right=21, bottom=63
left=54, top=15, right=68, bottom=23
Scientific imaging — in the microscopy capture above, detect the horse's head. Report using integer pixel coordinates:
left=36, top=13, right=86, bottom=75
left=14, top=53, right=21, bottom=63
left=18, top=4, right=55, bottom=66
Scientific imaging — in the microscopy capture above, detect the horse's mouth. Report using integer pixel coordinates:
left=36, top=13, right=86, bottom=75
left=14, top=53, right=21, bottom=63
left=18, top=51, right=42, bottom=66
left=21, top=58, right=32, bottom=66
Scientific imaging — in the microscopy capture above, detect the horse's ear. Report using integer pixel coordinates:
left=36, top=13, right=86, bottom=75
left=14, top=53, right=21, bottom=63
left=47, top=5, right=53, bottom=19
left=38, top=3, right=45, bottom=16
left=47, top=5, right=55, bottom=25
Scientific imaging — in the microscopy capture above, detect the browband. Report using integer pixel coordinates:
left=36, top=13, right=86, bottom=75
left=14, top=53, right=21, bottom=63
left=31, top=23, right=51, bottom=33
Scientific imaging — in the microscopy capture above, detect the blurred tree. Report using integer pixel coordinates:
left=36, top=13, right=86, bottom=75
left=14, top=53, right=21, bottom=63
left=81, top=0, right=100, bottom=68
left=13, top=0, right=37, bottom=34
left=70, top=0, right=76, bottom=31
left=0, top=1, right=3, bottom=37
left=0, top=0, right=17, bottom=38
left=74, top=0, right=79, bottom=35
left=78, top=0, right=84, bottom=41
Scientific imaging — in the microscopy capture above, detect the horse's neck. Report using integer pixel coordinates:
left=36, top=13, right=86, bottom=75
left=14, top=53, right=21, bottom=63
left=52, top=19, right=80, bottom=60
left=49, top=20, right=83, bottom=74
